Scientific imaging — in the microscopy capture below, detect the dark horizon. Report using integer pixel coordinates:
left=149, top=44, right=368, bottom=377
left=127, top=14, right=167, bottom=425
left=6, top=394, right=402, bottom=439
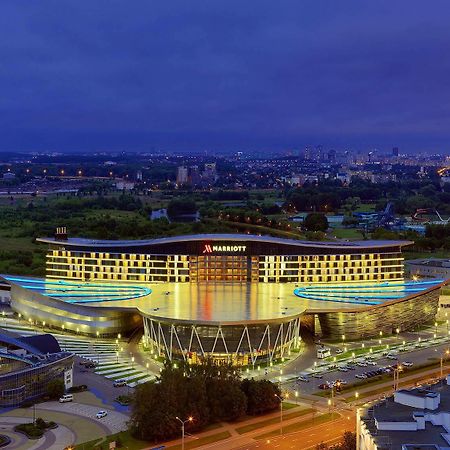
left=1, top=0, right=450, bottom=153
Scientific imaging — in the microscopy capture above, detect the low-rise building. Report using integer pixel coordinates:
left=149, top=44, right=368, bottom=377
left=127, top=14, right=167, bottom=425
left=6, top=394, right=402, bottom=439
left=405, top=258, right=450, bottom=279
left=0, top=329, right=74, bottom=406
left=358, top=377, right=450, bottom=450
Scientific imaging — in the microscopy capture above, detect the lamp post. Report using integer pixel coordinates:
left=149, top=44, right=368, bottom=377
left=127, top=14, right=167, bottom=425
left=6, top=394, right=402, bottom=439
left=393, top=364, right=403, bottom=391
left=274, top=392, right=289, bottom=435
left=441, top=349, right=450, bottom=379
left=175, top=416, right=193, bottom=450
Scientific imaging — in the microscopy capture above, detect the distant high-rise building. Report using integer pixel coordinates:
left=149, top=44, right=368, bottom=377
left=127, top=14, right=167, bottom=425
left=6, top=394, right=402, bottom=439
left=176, top=166, right=189, bottom=185
left=189, top=165, right=201, bottom=185
left=304, top=146, right=313, bottom=160
left=328, top=149, right=336, bottom=163
left=316, top=145, right=324, bottom=162
left=136, top=170, right=143, bottom=181
left=203, top=163, right=217, bottom=181
left=392, top=147, right=399, bottom=157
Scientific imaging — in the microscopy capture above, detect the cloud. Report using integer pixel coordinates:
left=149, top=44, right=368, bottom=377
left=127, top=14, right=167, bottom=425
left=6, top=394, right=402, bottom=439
left=0, top=0, right=449, bottom=152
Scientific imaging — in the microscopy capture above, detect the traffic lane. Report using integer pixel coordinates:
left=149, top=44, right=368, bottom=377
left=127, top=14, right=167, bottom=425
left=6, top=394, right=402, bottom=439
left=235, top=413, right=355, bottom=450
left=287, top=341, right=450, bottom=395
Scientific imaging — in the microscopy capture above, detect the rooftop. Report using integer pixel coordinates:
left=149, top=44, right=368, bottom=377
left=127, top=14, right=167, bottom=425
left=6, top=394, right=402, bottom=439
left=361, top=382, right=450, bottom=450
left=36, top=233, right=413, bottom=250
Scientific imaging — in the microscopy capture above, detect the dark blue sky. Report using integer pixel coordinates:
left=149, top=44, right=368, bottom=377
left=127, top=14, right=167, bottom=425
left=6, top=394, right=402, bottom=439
left=1, top=0, right=450, bottom=153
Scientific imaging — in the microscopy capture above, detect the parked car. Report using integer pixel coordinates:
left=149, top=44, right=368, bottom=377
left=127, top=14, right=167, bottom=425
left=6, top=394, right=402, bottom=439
left=318, top=383, right=331, bottom=390
left=402, top=361, right=414, bottom=367
left=311, top=373, right=323, bottom=379
left=113, top=379, right=127, bottom=387
left=59, top=394, right=74, bottom=403
left=335, top=348, right=343, bottom=354
left=355, top=374, right=367, bottom=379
left=297, top=376, right=309, bottom=382
left=96, top=410, right=108, bottom=419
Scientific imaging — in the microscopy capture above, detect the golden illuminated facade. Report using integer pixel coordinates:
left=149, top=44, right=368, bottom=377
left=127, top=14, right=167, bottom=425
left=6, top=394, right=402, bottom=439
left=40, top=233, right=408, bottom=284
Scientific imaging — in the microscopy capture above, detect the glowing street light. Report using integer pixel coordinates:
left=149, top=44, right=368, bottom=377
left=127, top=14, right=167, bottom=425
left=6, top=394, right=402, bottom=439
left=175, top=416, right=193, bottom=450
left=274, top=392, right=289, bottom=435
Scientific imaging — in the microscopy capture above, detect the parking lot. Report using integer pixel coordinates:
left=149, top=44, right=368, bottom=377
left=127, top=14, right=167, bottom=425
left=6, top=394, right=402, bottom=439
left=287, top=337, right=450, bottom=395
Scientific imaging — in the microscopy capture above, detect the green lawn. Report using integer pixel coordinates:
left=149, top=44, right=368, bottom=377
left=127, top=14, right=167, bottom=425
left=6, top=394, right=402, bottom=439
left=235, top=408, right=313, bottom=434
left=167, top=431, right=231, bottom=449
left=331, top=228, right=364, bottom=239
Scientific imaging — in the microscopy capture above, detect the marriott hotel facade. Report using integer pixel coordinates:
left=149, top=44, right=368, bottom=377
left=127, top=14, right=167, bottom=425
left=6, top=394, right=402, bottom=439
left=38, top=232, right=407, bottom=285
left=3, top=232, right=444, bottom=366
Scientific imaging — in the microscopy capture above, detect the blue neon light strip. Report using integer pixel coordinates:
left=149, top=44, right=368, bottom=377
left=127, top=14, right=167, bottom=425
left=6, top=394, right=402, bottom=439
left=293, top=279, right=444, bottom=305
left=4, top=276, right=151, bottom=304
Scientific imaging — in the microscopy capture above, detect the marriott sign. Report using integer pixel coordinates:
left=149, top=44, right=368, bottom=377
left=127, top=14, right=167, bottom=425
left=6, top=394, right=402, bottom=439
left=202, top=243, right=247, bottom=254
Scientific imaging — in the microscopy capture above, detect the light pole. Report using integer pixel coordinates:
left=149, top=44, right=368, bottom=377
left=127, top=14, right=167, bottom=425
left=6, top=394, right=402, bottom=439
left=274, top=393, right=289, bottom=435
left=175, top=416, right=193, bottom=450
left=393, top=364, right=403, bottom=391
left=441, top=349, right=450, bottom=379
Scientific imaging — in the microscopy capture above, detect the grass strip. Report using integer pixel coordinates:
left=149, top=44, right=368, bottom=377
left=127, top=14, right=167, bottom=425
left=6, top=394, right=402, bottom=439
left=236, top=408, right=313, bottom=434
left=167, top=431, right=232, bottom=449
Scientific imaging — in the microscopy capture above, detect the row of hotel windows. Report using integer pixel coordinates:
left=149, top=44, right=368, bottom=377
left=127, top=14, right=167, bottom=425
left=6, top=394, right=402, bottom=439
left=50, top=249, right=399, bottom=261
left=46, top=270, right=403, bottom=283
left=45, top=250, right=404, bottom=283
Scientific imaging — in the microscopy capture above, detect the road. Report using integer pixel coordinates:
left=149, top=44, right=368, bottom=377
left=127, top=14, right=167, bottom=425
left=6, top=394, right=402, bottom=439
left=197, top=411, right=356, bottom=450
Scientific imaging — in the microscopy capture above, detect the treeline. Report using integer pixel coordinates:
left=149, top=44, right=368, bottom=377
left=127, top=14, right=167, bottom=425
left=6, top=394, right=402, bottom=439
left=130, top=362, right=281, bottom=442
left=373, top=224, right=450, bottom=252
left=285, top=179, right=450, bottom=215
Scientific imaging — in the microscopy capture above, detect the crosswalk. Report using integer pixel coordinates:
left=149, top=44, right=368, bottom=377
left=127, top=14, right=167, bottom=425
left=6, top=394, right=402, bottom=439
left=0, top=318, right=155, bottom=388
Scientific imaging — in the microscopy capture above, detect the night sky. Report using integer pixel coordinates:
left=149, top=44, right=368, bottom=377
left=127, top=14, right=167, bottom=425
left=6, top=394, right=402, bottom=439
left=1, top=0, right=450, bottom=153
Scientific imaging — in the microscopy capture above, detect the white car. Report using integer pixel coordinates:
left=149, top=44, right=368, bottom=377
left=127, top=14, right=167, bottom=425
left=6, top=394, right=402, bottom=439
left=355, top=373, right=367, bottom=379
left=297, top=376, right=309, bottom=382
left=311, top=373, right=323, bottom=379
left=367, top=361, right=377, bottom=366
left=335, top=348, right=343, bottom=354
left=96, top=410, right=108, bottom=419
left=402, top=361, right=414, bottom=367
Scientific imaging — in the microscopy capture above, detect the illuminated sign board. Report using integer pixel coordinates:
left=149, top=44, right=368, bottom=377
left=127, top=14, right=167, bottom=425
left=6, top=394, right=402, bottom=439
left=202, top=244, right=247, bottom=254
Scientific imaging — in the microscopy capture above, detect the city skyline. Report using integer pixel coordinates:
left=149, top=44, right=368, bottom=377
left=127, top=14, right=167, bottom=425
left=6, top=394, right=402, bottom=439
left=1, top=0, right=450, bottom=152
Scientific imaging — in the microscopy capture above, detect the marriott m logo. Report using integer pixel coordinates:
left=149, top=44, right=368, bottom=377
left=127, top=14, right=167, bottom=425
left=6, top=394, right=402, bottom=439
left=203, top=244, right=213, bottom=254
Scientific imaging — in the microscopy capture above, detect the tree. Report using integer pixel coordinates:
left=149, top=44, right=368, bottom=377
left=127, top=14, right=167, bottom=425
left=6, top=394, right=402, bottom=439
left=167, top=198, right=197, bottom=218
left=207, top=378, right=247, bottom=422
left=241, top=379, right=281, bottom=415
left=46, top=379, right=64, bottom=400
left=303, top=213, right=329, bottom=232
left=340, top=431, right=356, bottom=450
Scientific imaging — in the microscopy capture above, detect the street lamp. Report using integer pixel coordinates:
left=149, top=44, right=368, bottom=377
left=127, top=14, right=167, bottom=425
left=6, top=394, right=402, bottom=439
left=274, top=392, right=289, bottom=435
left=175, top=416, right=193, bottom=450
left=441, top=349, right=450, bottom=379
left=393, top=364, right=403, bottom=391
